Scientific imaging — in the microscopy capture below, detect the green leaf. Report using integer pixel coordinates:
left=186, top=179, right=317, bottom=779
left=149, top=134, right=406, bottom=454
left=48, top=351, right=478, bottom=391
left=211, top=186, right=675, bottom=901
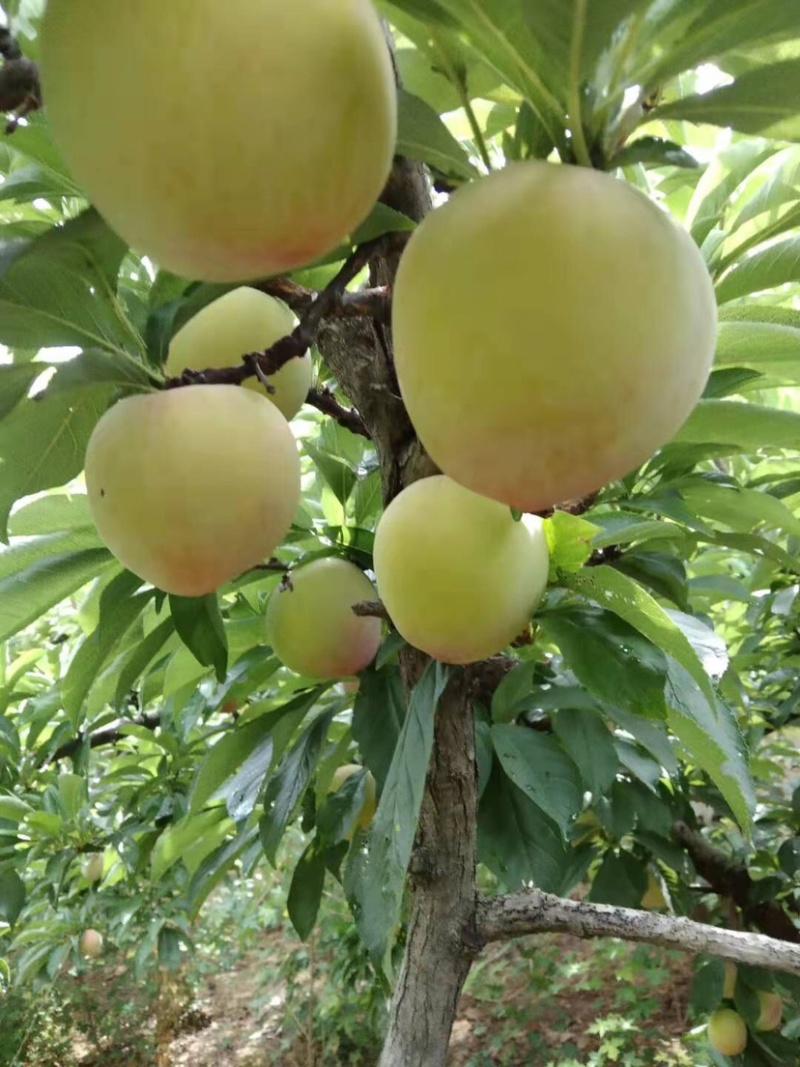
left=714, top=321, right=800, bottom=384
left=190, top=690, right=322, bottom=816
left=347, top=661, right=449, bottom=975
left=114, top=615, right=175, bottom=707
left=287, top=840, right=327, bottom=941
left=491, top=724, right=582, bottom=836
left=687, top=140, right=777, bottom=246
left=656, top=59, right=800, bottom=143
left=562, top=568, right=718, bottom=709
left=151, top=808, right=233, bottom=882
left=478, top=761, right=577, bottom=893
left=491, top=659, right=539, bottom=724
left=0, top=868, right=25, bottom=925
left=666, top=661, right=754, bottom=833
left=544, top=510, right=599, bottom=574
left=0, top=363, right=39, bottom=420
left=260, top=710, right=334, bottom=864
left=304, top=441, right=357, bottom=507
left=63, top=571, right=151, bottom=726
left=540, top=604, right=668, bottom=718
left=611, top=137, right=699, bottom=171
left=587, top=851, right=646, bottom=908
left=0, top=532, right=114, bottom=644
left=397, top=89, right=479, bottom=182
left=552, top=709, right=618, bottom=798
left=169, top=594, right=228, bottom=683
left=0, top=209, right=142, bottom=353
left=676, top=400, right=800, bottom=452
left=352, top=665, right=406, bottom=791
left=716, top=237, right=800, bottom=304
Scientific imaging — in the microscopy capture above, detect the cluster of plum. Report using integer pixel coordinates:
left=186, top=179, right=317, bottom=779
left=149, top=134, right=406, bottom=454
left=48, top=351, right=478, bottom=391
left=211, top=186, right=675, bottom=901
left=40, top=0, right=717, bottom=680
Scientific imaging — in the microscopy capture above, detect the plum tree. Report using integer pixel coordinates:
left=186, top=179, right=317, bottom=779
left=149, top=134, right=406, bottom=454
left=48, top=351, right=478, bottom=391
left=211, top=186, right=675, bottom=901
left=81, top=854, right=104, bottom=883
left=166, top=288, right=312, bottom=421
left=392, top=162, right=718, bottom=512
left=85, top=385, right=300, bottom=596
left=756, top=990, right=783, bottom=1032
left=266, top=558, right=381, bottom=680
left=373, top=475, right=549, bottom=664
left=40, top=0, right=396, bottom=281
left=707, top=1008, right=748, bottom=1056
left=79, top=929, right=104, bottom=959
left=329, top=764, right=377, bottom=836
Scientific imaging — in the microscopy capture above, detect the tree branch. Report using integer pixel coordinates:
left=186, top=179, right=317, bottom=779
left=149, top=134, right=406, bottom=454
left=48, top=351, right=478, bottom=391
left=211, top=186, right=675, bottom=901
left=352, top=599, right=393, bottom=624
left=255, top=277, right=391, bottom=326
left=164, top=232, right=408, bottom=392
left=305, top=386, right=370, bottom=438
left=672, top=820, right=800, bottom=943
left=47, top=712, right=162, bottom=765
left=477, top=889, right=800, bottom=975
left=0, top=28, right=40, bottom=131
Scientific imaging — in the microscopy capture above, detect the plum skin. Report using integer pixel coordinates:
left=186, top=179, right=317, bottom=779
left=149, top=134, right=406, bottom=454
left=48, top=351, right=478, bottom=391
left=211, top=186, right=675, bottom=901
left=40, top=0, right=397, bottom=282
left=85, top=385, right=301, bottom=597
left=373, top=475, right=550, bottom=664
left=707, top=1008, right=747, bottom=1055
left=266, top=559, right=382, bottom=680
left=166, top=288, right=312, bottom=421
left=392, top=161, right=718, bottom=513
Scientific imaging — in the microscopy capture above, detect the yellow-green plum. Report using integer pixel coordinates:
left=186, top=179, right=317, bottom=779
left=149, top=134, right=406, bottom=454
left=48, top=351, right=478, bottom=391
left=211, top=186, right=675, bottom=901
left=166, top=288, right=312, bottom=421
left=79, top=929, right=104, bottom=959
left=41, top=0, right=397, bottom=282
left=81, top=854, right=104, bottom=884
left=640, top=870, right=666, bottom=910
left=373, top=475, right=549, bottom=664
left=85, top=385, right=300, bottom=596
left=756, top=991, right=783, bottom=1032
left=723, top=960, right=738, bottom=1000
left=329, top=764, right=377, bottom=836
left=266, top=559, right=381, bottom=680
left=392, top=162, right=717, bottom=512
left=707, top=1009, right=748, bottom=1056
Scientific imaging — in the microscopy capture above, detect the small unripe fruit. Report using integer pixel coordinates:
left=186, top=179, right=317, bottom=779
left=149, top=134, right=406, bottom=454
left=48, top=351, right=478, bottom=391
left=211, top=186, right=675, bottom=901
left=707, top=1008, right=747, bottom=1056
left=373, top=475, right=549, bottom=664
left=85, top=385, right=301, bottom=596
left=166, top=288, right=312, bottom=421
left=640, top=870, right=666, bottom=910
left=393, top=162, right=717, bottom=512
left=756, top=990, right=783, bottom=1032
left=329, top=764, right=377, bottom=836
left=81, top=854, right=104, bottom=883
left=266, top=559, right=381, bottom=680
left=79, top=929, right=104, bottom=959
left=41, top=0, right=397, bottom=281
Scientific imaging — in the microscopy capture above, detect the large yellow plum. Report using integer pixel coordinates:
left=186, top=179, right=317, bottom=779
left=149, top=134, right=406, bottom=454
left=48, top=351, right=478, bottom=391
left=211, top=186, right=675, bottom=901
left=372, top=475, right=549, bottom=664
left=707, top=1009, right=748, bottom=1056
left=328, top=764, right=378, bottom=837
left=392, top=162, right=717, bottom=512
left=85, top=385, right=300, bottom=596
left=266, top=558, right=381, bottom=680
left=40, top=0, right=397, bottom=282
left=166, top=288, right=312, bottom=421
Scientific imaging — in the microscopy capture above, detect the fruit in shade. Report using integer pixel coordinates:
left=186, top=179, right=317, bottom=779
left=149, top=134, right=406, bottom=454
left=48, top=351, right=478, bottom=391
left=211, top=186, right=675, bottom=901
left=166, top=288, right=312, bottom=421
left=81, top=854, right=104, bottom=883
left=329, top=764, right=377, bottom=836
left=640, top=870, right=666, bottom=909
left=756, top=991, right=783, bottom=1032
left=723, top=960, right=737, bottom=1000
left=707, top=1009, right=747, bottom=1056
left=266, top=558, right=382, bottom=680
left=373, top=475, right=549, bottom=664
left=41, top=0, right=397, bottom=281
left=79, top=929, right=104, bottom=959
left=85, top=385, right=300, bottom=596
left=392, top=161, right=717, bottom=512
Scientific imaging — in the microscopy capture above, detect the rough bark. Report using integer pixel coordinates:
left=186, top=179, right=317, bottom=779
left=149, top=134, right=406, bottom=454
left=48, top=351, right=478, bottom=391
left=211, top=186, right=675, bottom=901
left=377, top=655, right=481, bottom=1067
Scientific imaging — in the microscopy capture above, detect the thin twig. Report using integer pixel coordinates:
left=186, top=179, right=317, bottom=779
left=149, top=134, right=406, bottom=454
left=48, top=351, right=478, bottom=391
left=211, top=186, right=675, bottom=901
left=306, top=387, right=370, bottom=439
left=165, top=232, right=409, bottom=391
left=46, top=712, right=162, bottom=765
left=352, top=600, right=393, bottom=624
